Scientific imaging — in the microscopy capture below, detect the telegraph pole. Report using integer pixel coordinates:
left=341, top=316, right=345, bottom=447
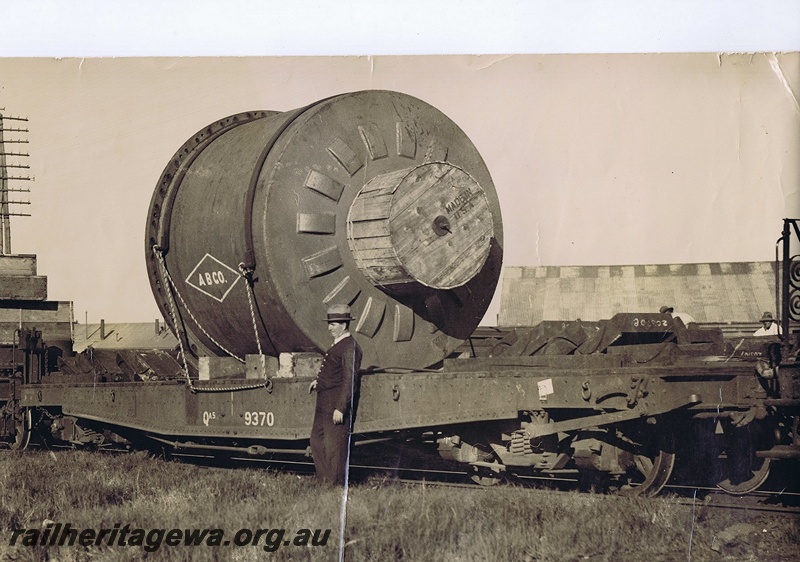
left=0, top=110, right=32, bottom=254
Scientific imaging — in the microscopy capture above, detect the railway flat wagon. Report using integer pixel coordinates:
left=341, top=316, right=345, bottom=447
left=2, top=91, right=798, bottom=497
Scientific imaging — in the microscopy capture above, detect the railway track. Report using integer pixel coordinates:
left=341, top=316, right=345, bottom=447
left=173, top=451, right=800, bottom=516
left=665, top=486, right=800, bottom=515
left=384, top=477, right=800, bottom=516
left=15, top=442, right=798, bottom=515
left=20, top=437, right=800, bottom=514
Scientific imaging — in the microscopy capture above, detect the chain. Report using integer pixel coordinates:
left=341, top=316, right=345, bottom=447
left=239, top=263, right=272, bottom=393
left=152, top=246, right=271, bottom=394
left=152, top=246, right=194, bottom=390
left=187, top=380, right=271, bottom=393
left=153, top=247, right=244, bottom=363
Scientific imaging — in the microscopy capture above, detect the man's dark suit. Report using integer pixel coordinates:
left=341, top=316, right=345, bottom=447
left=310, top=334, right=362, bottom=485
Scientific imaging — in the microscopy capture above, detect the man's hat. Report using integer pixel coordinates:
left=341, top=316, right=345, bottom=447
left=659, top=306, right=674, bottom=314
left=760, top=311, right=775, bottom=323
left=326, top=304, right=355, bottom=322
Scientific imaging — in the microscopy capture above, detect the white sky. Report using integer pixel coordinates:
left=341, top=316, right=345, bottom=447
left=0, top=2, right=799, bottom=326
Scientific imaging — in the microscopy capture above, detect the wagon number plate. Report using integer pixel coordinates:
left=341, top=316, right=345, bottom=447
left=244, top=411, right=275, bottom=427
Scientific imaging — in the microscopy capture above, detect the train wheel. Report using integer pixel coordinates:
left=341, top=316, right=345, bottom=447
left=10, top=407, right=32, bottom=451
left=469, top=463, right=503, bottom=486
left=617, top=428, right=676, bottom=497
left=471, top=473, right=501, bottom=486
left=716, top=422, right=772, bottom=495
left=717, top=457, right=771, bottom=495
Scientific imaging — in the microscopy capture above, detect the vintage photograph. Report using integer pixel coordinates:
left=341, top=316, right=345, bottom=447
left=1, top=6, right=799, bottom=562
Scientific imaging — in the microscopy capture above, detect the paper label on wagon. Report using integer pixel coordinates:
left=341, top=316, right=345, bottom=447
left=186, top=253, right=241, bottom=302
left=538, top=378, right=554, bottom=401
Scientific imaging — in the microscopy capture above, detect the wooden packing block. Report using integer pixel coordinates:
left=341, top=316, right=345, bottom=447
left=0, top=255, right=37, bottom=276
left=0, top=322, right=73, bottom=346
left=0, top=300, right=72, bottom=323
left=198, top=356, right=247, bottom=380
left=274, top=352, right=323, bottom=378
left=0, top=301, right=73, bottom=345
left=245, top=354, right=281, bottom=379
left=0, top=275, right=47, bottom=300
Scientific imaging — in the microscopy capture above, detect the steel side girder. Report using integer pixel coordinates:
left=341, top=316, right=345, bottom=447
left=20, top=362, right=766, bottom=444
left=21, top=360, right=764, bottom=441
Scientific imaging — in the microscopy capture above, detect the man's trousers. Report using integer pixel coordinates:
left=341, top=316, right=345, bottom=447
left=310, top=388, right=351, bottom=485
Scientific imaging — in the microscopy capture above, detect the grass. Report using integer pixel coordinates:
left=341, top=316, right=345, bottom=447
left=0, top=450, right=798, bottom=561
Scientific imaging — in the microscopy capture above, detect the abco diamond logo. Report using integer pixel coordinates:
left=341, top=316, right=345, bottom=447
left=185, top=254, right=242, bottom=302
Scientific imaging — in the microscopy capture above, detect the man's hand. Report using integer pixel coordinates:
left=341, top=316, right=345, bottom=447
left=308, top=380, right=317, bottom=393
left=333, top=409, right=344, bottom=425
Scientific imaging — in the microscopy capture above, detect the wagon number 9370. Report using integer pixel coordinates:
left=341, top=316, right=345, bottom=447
left=244, top=411, right=275, bottom=427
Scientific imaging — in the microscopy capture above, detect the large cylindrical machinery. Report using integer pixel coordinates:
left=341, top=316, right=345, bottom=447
left=146, top=90, right=503, bottom=370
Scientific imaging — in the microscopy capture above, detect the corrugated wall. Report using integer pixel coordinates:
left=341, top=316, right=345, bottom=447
left=498, top=262, right=777, bottom=326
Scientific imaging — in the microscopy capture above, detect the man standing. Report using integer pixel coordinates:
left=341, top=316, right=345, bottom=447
left=308, top=304, right=362, bottom=485
left=753, top=311, right=780, bottom=336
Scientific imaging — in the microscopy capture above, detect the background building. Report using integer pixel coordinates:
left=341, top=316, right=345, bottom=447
left=498, top=261, right=777, bottom=335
